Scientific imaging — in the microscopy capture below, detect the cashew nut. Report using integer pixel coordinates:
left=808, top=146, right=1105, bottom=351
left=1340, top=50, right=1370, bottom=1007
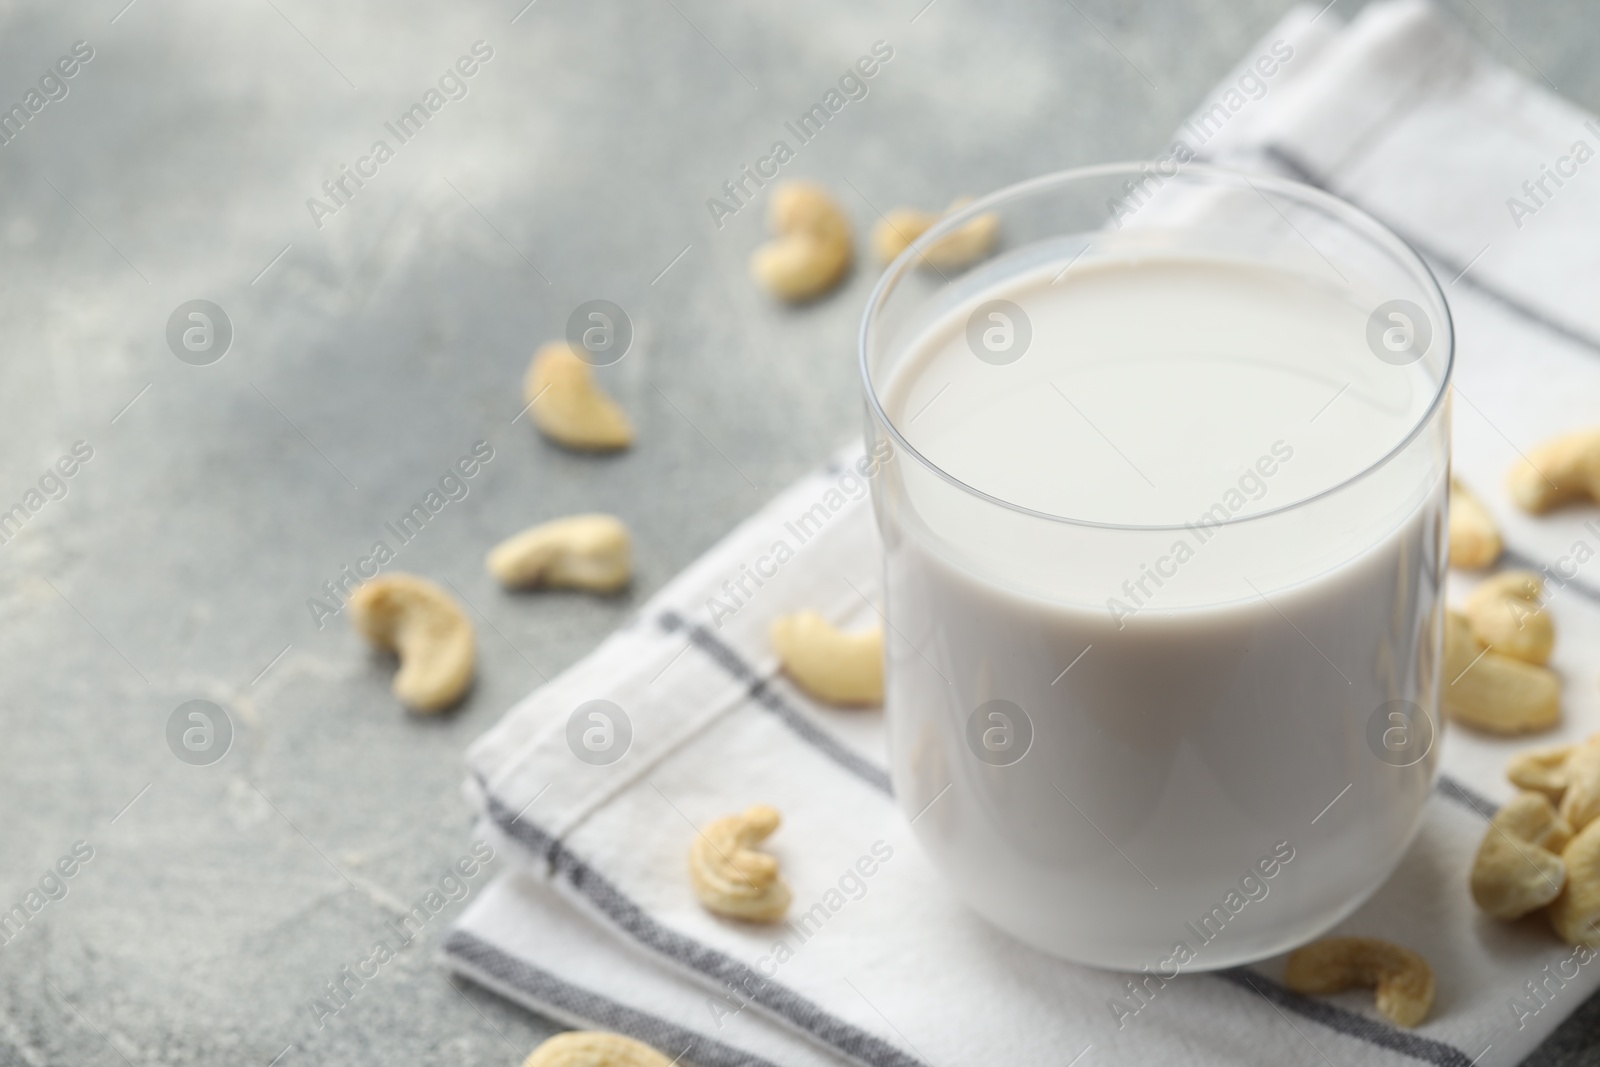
left=770, top=611, right=884, bottom=706
left=1506, top=429, right=1600, bottom=513
left=1549, top=817, right=1600, bottom=946
left=749, top=181, right=852, bottom=301
left=523, top=1032, right=673, bottom=1067
left=1464, top=570, right=1553, bottom=665
left=487, top=514, right=631, bottom=593
left=1443, top=609, right=1561, bottom=734
left=1508, top=742, right=1577, bottom=802
left=1282, top=937, right=1435, bottom=1028
left=1559, top=735, right=1600, bottom=832
left=872, top=208, right=933, bottom=263
left=1449, top=476, right=1502, bottom=570
left=524, top=342, right=633, bottom=452
left=1470, top=791, right=1571, bottom=920
left=872, top=197, right=999, bottom=269
left=348, top=574, right=475, bottom=712
left=689, top=804, right=792, bottom=922
left=1479, top=741, right=1600, bottom=943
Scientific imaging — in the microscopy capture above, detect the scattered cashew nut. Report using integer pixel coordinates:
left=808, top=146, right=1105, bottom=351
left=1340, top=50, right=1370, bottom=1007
left=1283, top=936, right=1435, bottom=1028
left=1464, top=570, right=1553, bottom=666
left=1478, top=739, right=1600, bottom=943
left=770, top=611, right=884, bottom=706
left=872, top=208, right=933, bottom=263
left=523, top=1031, right=674, bottom=1067
left=1508, top=742, right=1577, bottom=802
left=1549, top=817, right=1600, bottom=946
left=348, top=574, right=475, bottom=712
left=1470, top=790, right=1571, bottom=920
left=487, top=514, right=631, bottom=593
left=750, top=181, right=852, bottom=301
left=1443, top=609, right=1560, bottom=734
left=872, top=197, right=999, bottom=269
left=525, top=342, right=633, bottom=452
left=1449, top=476, right=1502, bottom=570
left=689, top=804, right=792, bottom=922
left=1506, top=429, right=1600, bottom=513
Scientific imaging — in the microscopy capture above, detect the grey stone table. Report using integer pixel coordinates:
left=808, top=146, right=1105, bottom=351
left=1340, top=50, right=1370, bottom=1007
left=0, top=0, right=1595, bottom=1063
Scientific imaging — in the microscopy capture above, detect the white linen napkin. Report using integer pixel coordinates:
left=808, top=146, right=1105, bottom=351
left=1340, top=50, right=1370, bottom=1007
left=445, top=3, right=1600, bottom=1064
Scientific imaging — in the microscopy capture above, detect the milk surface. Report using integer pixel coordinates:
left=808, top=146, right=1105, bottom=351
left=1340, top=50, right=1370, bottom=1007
left=874, top=250, right=1448, bottom=969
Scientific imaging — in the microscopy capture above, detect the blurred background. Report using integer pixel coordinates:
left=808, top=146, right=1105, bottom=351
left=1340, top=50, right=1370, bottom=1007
left=0, top=0, right=1595, bottom=1062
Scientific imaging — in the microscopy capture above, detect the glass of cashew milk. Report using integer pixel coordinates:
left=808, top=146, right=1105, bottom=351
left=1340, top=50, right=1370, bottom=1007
left=859, top=164, right=1452, bottom=970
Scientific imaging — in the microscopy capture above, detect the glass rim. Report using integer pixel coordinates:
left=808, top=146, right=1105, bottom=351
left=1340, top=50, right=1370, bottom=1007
left=856, top=161, right=1456, bottom=533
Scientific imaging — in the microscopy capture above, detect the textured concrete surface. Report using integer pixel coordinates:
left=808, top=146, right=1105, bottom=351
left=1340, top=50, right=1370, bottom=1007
left=0, top=0, right=1596, bottom=1063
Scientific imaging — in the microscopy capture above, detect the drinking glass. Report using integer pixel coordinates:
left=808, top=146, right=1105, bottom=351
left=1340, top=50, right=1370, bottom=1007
left=858, top=163, right=1453, bottom=969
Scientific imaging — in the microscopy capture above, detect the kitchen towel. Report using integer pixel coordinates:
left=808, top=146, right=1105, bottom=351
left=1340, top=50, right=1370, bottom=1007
left=445, top=3, right=1600, bottom=1064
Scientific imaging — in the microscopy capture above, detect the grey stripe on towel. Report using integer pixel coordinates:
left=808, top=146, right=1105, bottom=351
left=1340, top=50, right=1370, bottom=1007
left=1216, top=969, right=1475, bottom=1067
left=446, top=927, right=790, bottom=1067
left=658, top=609, right=893, bottom=795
